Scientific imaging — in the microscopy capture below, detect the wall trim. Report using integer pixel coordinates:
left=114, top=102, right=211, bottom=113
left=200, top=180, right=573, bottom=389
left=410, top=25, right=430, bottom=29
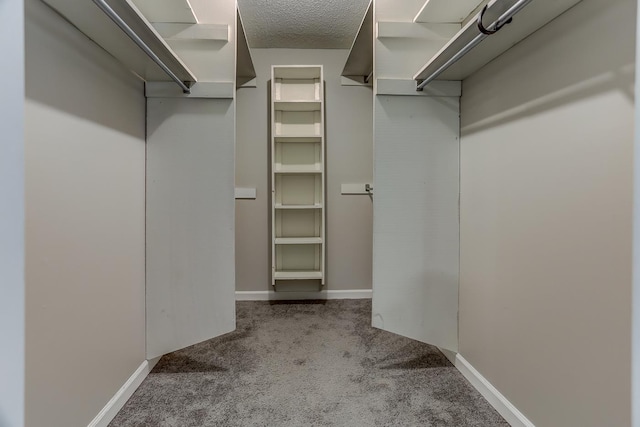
left=236, top=289, right=373, bottom=301
left=445, top=352, right=535, bottom=427
left=87, top=357, right=160, bottom=427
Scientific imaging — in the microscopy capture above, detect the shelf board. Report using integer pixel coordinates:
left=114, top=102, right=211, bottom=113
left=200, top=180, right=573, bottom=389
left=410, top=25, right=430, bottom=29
left=414, top=0, right=483, bottom=23
left=274, top=133, right=322, bottom=139
left=274, top=101, right=322, bottom=111
left=274, top=136, right=322, bottom=143
left=274, top=166, right=322, bottom=174
left=413, top=0, right=583, bottom=82
left=275, top=204, right=323, bottom=210
left=275, top=237, right=323, bottom=245
left=131, top=0, right=197, bottom=24
left=274, top=271, right=323, bottom=280
left=342, top=0, right=373, bottom=78
left=42, top=0, right=196, bottom=84
left=237, top=9, right=256, bottom=87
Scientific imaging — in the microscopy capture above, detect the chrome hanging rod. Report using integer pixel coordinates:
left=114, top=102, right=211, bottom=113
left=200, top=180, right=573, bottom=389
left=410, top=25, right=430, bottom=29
left=92, top=0, right=191, bottom=94
left=416, top=0, right=533, bottom=91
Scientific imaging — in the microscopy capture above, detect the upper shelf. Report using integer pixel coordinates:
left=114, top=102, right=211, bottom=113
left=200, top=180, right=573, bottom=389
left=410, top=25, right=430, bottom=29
left=131, top=0, right=197, bottom=24
left=42, top=0, right=195, bottom=84
left=414, top=0, right=483, bottom=24
left=341, top=0, right=373, bottom=79
left=237, top=9, right=256, bottom=87
left=413, top=0, right=583, bottom=83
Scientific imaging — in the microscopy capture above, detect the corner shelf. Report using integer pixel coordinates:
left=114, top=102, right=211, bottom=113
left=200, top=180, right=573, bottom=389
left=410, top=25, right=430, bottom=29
left=271, top=65, right=325, bottom=286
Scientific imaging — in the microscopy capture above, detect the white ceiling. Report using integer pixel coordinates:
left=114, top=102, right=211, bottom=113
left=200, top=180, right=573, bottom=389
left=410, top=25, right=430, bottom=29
left=237, top=0, right=371, bottom=49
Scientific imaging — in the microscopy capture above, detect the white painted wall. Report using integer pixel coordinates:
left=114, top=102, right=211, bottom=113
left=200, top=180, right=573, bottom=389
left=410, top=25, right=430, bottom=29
left=145, top=0, right=237, bottom=358
left=372, top=0, right=460, bottom=351
left=0, top=0, right=25, bottom=426
left=235, top=49, right=373, bottom=292
left=24, top=1, right=146, bottom=426
left=459, top=0, right=635, bottom=425
left=146, top=97, right=236, bottom=358
left=634, top=0, right=640, bottom=425
left=372, top=95, right=460, bottom=352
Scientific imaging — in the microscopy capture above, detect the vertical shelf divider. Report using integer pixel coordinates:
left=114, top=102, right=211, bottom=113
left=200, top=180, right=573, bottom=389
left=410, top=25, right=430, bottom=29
left=271, top=65, right=325, bottom=286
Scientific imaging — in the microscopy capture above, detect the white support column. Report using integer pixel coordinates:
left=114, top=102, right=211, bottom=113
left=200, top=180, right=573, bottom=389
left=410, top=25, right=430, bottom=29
left=0, top=1, right=25, bottom=426
left=632, top=2, right=640, bottom=425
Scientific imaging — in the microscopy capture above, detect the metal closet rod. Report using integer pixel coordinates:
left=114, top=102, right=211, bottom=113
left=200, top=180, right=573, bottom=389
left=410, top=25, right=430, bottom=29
left=416, top=0, right=533, bottom=91
left=92, top=0, right=192, bottom=94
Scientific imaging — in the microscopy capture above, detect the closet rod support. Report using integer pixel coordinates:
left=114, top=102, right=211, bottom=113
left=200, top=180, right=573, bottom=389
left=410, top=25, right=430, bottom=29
left=416, top=0, right=533, bottom=91
left=364, top=71, right=373, bottom=84
left=92, top=0, right=192, bottom=94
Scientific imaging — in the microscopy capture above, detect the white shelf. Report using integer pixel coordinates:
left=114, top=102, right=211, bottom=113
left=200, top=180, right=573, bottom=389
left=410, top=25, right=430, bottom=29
left=413, top=0, right=583, bottom=82
left=274, top=167, right=322, bottom=174
left=271, top=65, right=325, bottom=286
left=413, top=0, right=483, bottom=23
left=275, top=131, right=322, bottom=142
left=274, top=271, right=323, bottom=280
left=42, top=0, right=196, bottom=84
left=275, top=238, right=323, bottom=245
left=275, top=204, right=323, bottom=210
left=237, top=9, right=256, bottom=87
left=274, top=136, right=322, bottom=143
left=131, top=0, right=197, bottom=24
left=274, top=101, right=322, bottom=112
left=342, top=0, right=373, bottom=79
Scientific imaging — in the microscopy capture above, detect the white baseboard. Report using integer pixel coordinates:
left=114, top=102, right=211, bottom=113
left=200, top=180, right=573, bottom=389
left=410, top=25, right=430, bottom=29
left=87, top=357, right=161, bottom=427
left=446, top=352, right=535, bottom=427
left=236, top=289, right=373, bottom=301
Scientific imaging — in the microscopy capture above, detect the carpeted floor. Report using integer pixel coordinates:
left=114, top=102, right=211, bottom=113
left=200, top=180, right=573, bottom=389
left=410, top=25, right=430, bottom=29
left=109, top=300, right=509, bottom=426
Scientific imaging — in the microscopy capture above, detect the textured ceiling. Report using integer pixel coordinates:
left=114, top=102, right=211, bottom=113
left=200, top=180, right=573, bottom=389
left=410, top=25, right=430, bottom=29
left=238, top=0, right=371, bottom=49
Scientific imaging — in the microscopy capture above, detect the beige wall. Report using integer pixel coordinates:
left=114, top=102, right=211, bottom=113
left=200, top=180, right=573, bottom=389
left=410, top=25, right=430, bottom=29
left=24, top=1, right=146, bottom=426
left=459, top=0, right=634, bottom=426
left=236, top=49, right=373, bottom=292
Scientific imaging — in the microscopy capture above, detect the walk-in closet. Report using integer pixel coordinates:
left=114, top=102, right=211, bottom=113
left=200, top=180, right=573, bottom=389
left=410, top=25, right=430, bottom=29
left=1, top=0, right=638, bottom=426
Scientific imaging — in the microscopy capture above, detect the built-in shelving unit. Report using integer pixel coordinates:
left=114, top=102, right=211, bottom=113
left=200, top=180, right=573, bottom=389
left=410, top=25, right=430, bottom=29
left=271, top=66, right=325, bottom=286
left=413, top=0, right=583, bottom=85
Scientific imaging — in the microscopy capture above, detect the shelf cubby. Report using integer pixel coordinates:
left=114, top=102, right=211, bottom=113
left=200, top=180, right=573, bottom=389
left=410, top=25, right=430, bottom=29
left=275, top=210, right=322, bottom=238
left=274, top=111, right=322, bottom=137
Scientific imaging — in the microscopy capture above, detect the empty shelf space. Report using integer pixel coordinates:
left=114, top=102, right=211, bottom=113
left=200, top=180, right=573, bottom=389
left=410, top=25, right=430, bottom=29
left=275, top=237, right=323, bottom=245
left=274, top=174, right=323, bottom=206
left=274, top=78, right=321, bottom=102
left=275, top=210, right=321, bottom=238
left=274, top=111, right=322, bottom=137
left=275, top=140, right=322, bottom=173
left=274, top=271, right=323, bottom=280
left=273, top=66, right=322, bottom=80
left=274, top=101, right=322, bottom=111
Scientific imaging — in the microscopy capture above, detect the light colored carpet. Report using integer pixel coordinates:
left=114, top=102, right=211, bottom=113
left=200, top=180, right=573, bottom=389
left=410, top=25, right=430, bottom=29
left=110, top=300, right=509, bottom=426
